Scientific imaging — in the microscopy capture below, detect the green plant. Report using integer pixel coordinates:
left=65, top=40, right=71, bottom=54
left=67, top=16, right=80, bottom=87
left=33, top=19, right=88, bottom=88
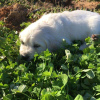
left=0, top=20, right=100, bottom=99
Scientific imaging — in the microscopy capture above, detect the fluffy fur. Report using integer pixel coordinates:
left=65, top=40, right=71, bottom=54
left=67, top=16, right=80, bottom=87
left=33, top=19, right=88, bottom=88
left=19, top=10, right=100, bottom=60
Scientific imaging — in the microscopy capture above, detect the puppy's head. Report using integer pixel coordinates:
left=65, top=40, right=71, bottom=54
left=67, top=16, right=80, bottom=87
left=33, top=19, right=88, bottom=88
left=19, top=24, right=49, bottom=61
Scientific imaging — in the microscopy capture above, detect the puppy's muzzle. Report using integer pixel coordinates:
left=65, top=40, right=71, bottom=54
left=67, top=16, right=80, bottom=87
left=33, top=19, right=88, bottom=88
left=20, top=54, right=30, bottom=61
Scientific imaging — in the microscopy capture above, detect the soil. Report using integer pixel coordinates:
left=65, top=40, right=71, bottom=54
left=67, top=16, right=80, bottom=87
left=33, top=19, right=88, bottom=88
left=0, top=3, right=28, bottom=30
left=73, top=1, right=100, bottom=10
left=0, top=0, right=100, bottom=31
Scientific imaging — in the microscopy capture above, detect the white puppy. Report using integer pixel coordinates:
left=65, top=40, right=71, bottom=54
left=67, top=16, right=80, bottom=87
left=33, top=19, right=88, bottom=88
left=19, top=10, right=100, bottom=60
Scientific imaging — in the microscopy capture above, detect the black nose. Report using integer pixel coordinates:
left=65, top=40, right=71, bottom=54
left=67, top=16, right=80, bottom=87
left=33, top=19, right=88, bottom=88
left=20, top=55, right=30, bottom=61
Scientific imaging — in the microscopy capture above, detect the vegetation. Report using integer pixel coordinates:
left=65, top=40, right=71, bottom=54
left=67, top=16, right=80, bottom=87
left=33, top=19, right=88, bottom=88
left=0, top=20, right=100, bottom=99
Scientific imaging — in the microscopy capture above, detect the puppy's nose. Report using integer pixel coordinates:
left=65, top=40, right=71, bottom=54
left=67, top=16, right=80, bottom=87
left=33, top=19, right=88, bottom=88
left=20, top=55, right=30, bottom=61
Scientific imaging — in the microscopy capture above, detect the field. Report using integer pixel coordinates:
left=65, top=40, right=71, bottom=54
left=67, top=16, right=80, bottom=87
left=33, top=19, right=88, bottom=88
left=0, top=0, right=100, bottom=100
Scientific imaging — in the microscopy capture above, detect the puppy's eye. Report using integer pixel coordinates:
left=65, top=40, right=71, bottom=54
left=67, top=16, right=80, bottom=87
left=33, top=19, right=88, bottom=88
left=21, top=41, right=24, bottom=45
left=34, top=44, right=40, bottom=48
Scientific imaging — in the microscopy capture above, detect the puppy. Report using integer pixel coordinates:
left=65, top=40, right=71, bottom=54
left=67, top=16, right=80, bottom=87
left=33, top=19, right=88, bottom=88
left=19, top=10, right=100, bottom=60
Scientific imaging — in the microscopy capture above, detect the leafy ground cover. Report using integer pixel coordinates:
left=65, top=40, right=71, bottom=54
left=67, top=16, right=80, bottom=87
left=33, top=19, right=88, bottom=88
left=0, top=20, right=100, bottom=100
left=0, top=0, right=100, bottom=100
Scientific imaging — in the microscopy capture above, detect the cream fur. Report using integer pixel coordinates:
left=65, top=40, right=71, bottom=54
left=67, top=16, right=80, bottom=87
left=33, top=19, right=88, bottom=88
left=19, top=10, right=100, bottom=60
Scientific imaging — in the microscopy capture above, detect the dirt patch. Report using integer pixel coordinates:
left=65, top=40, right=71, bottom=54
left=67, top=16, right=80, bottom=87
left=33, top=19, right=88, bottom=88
left=73, top=1, right=100, bottom=10
left=0, top=3, right=28, bottom=30
left=0, top=6, right=13, bottom=21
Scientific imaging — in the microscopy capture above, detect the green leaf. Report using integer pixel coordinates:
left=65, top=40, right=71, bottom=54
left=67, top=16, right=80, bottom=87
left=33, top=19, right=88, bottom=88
left=56, top=91, right=61, bottom=96
left=41, top=89, right=47, bottom=96
left=37, top=63, right=46, bottom=72
left=51, top=71, right=58, bottom=78
left=85, top=37, right=92, bottom=44
left=74, top=67, right=80, bottom=72
left=0, top=21, right=5, bottom=25
left=0, top=83, right=8, bottom=89
left=81, top=55, right=89, bottom=61
left=97, top=53, right=100, bottom=55
left=90, top=97, right=96, bottom=100
left=42, top=71, right=51, bottom=77
left=41, top=94, right=54, bottom=100
left=82, top=69, right=90, bottom=72
left=33, top=87, right=41, bottom=97
left=66, top=95, right=73, bottom=100
left=74, top=94, right=83, bottom=100
left=18, top=85, right=27, bottom=93
left=16, top=38, right=21, bottom=46
left=44, top=49, right=51, bottom=57
left=86, top=70, right=95, bottom=79
left=20, top=22, right=31, bottom=27
left=88, top=63, right=95, bottom=69
left=94, top=85, right=100, bottom=92
left=84, top=93, right=92, bottom=100
left=61, top=64, right=68, bottom=70
left=3, top=94, right=13, bottom=100
left=11, top=89, right=20, bottom=94
left=60, top=74, right=68, bottom=86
